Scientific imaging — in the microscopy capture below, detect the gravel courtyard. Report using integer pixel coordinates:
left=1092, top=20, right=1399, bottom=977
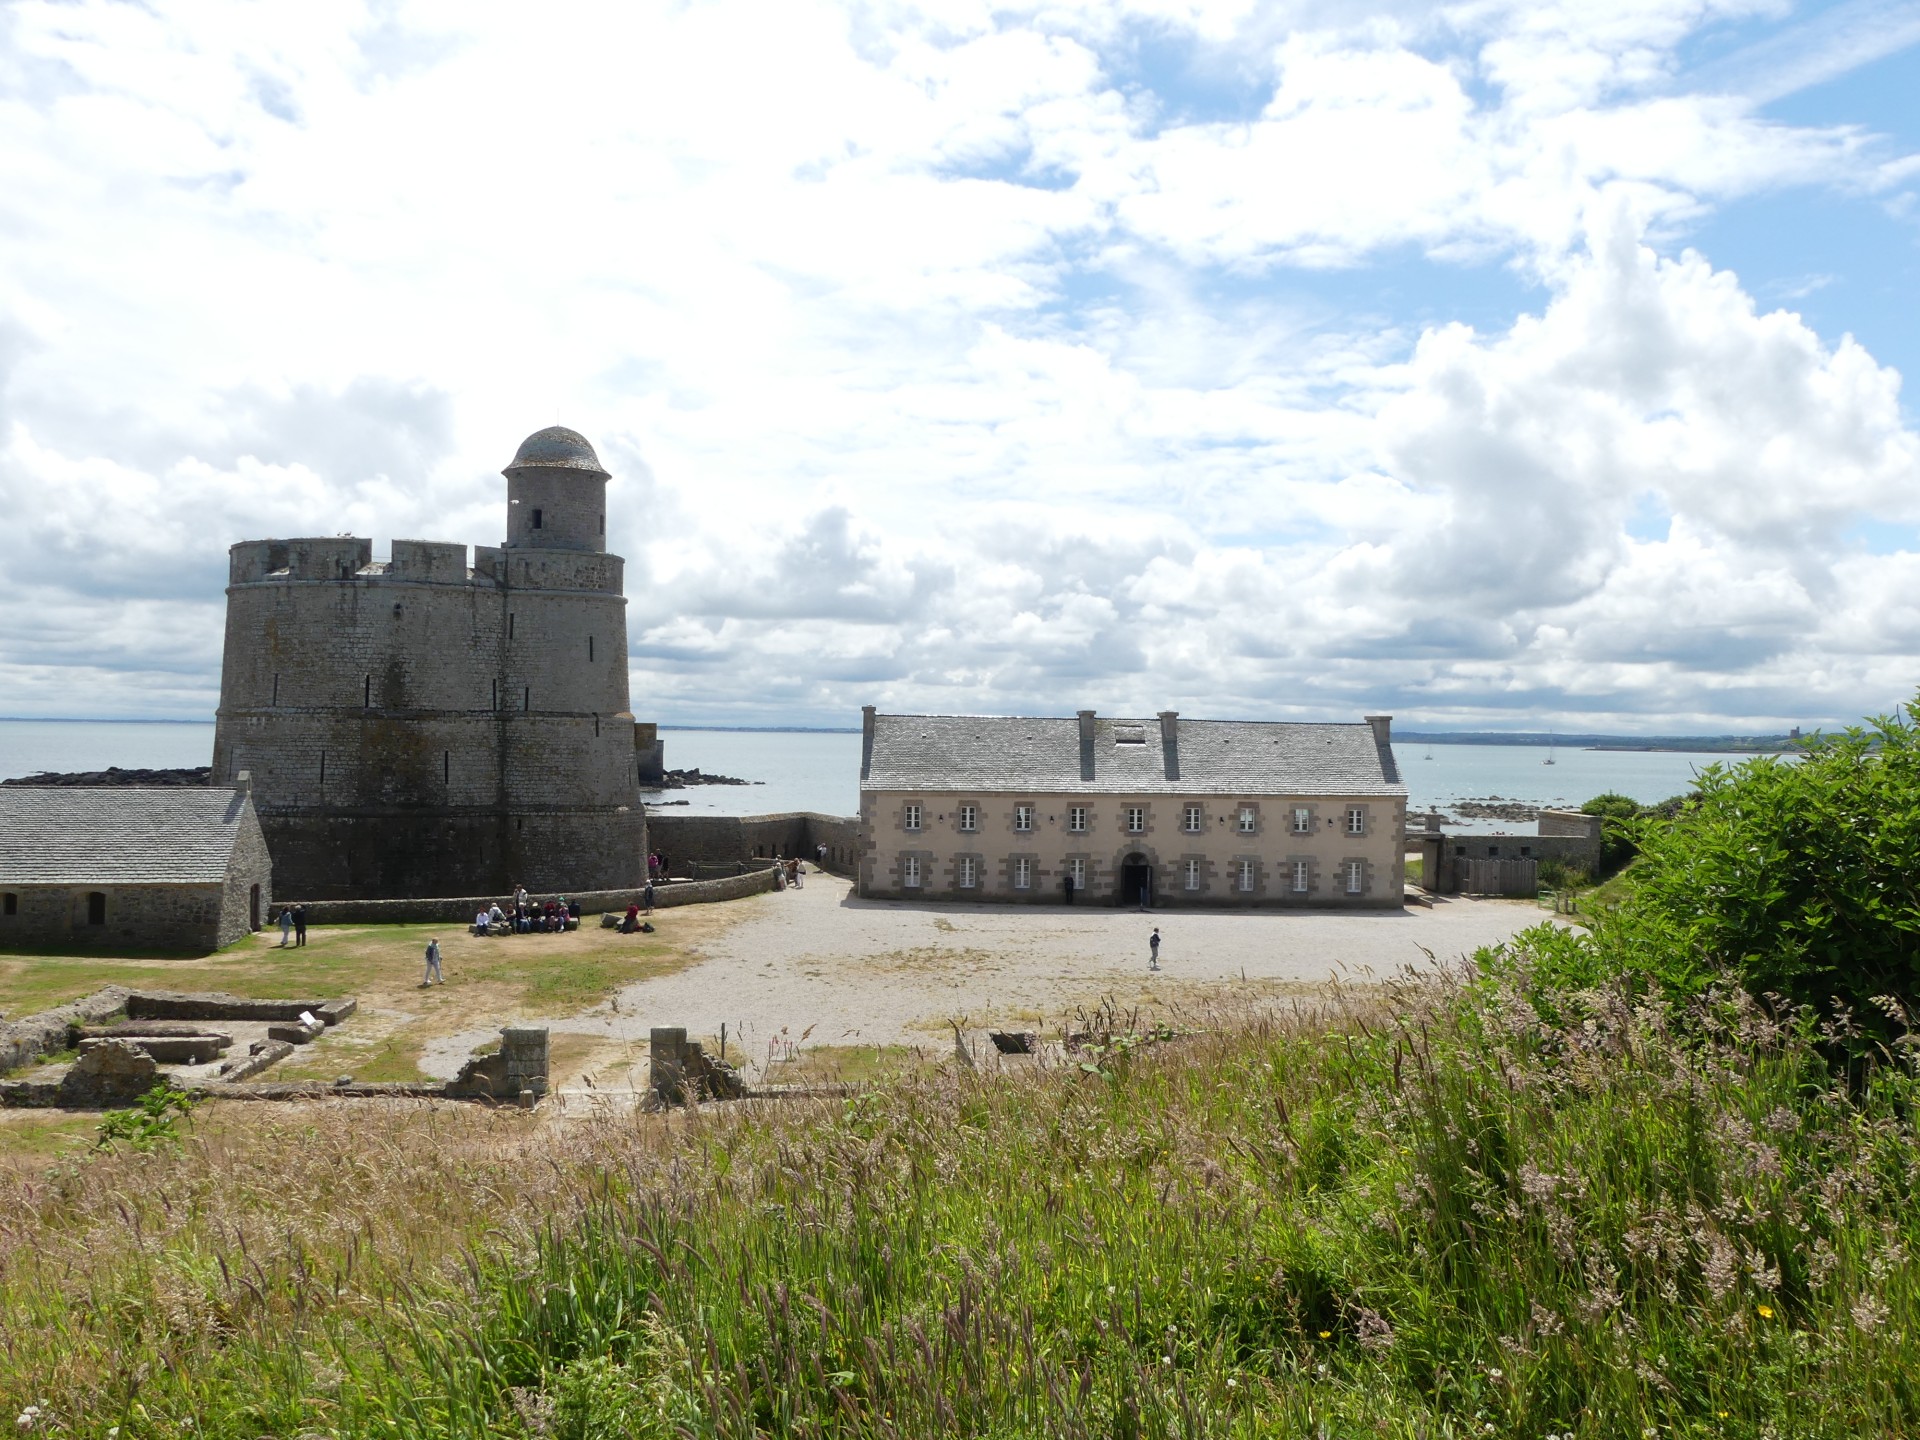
left=439, top=874, right=1557, bottom=1087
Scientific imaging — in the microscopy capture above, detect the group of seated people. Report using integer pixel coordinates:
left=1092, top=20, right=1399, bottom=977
left=472, top=892, right=580, bottom=936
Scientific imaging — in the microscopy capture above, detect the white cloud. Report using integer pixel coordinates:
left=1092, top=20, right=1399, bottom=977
left=0, top=0, right=1914, bottom=735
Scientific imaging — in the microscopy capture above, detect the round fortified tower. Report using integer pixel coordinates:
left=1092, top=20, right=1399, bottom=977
left=212, top=427, right=647, bottom=900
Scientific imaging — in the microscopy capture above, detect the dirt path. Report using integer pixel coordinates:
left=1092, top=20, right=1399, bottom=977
left=420, top=876, right=1554, bottom=1085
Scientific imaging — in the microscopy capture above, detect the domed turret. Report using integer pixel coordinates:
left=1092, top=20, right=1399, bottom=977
left=503, top=425, right=609, bottom=552
left=504, top=426, right=610, bottom=480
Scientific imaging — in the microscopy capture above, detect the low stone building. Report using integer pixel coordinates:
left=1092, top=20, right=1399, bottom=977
left=0, top=779, right=272, bottom=953
left=857, top=708, right=1407, bottom=908
left=1407, top=809, right=1603, bottom=893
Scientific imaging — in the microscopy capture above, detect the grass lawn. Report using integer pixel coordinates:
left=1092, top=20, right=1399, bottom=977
left=0, top=897, right=762, bottom=1083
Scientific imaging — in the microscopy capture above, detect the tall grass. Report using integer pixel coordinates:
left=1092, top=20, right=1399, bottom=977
left=5, top=956, right=1920, bottom=1436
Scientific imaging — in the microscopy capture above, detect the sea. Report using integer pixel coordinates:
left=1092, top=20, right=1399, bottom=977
left=0, top=718, right=1764, bottom=827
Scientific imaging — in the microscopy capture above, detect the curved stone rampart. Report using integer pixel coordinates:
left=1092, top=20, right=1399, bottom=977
left=283, top=866, right=776, bottom=925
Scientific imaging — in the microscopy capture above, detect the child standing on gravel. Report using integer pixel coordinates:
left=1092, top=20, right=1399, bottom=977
left=1149, top=927, right=1161, bottom=972
left=422, top=937, right=444, bottom=987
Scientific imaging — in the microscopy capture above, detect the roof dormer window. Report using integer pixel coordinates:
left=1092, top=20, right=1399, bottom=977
left=1113, top=724, right=1146, bottom=745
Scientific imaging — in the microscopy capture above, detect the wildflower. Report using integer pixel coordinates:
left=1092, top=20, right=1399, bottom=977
left=1318, top=1330, right=1331, bottom=1339
left=1718, top=1412, right=1729, bottom=1419
left=1226, top=1378, right=1238, bottom=1389
left=1488, top=1368, right=1504, bottom=1380
left=1757, top=1304, right=1774, bottom=1319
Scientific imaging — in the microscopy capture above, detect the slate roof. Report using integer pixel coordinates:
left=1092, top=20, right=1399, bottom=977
left=0, top=788, right=253, bottom=885
left=862, top=713, right=1406, bottom=797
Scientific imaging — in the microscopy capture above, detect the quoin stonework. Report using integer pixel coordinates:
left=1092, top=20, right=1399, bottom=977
left=212, top=427, right=648, bottom=901
left=857, top=708, right=1407, bottom=908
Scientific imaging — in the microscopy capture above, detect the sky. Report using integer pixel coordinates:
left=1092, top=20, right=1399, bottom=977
left=0, top=0, right=1917, bottom=733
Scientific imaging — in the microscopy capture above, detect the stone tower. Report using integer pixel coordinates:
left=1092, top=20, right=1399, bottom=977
left=211, top=426, right=647, bottom=900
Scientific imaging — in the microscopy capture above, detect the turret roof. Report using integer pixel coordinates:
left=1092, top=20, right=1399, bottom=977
left=504, top=426, right=608, bottom=479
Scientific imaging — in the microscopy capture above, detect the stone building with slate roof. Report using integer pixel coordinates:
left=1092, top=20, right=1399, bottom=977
left=856, top=708, right=1407, bottom=908
left=0, top=777, right=272, bottom=952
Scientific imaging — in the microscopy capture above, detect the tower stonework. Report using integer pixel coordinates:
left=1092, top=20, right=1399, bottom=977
left=212, top=427, right=647, bottom=900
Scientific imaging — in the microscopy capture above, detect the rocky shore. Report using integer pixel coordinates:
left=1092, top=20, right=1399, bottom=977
left=655, top=767, right=759, bottom=789
left=1, top=765, right=212, bottom=787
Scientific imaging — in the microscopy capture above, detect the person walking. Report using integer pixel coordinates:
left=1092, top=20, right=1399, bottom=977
left=1148, top=927, right=1161, bottom=972
left=278, top=907, right=294, bottom=947
left=292, top=905, right=307, bottom=946
left=422, top=937, right=444, bottom=987
left=643, top=878, right=656, bottom=915
left=1061, top=872, right=1075, bottom=906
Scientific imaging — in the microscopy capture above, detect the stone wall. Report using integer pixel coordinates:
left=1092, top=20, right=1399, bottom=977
left=646, top=811, right=861, bottom=875
left=0, top=882, right=244, bottom=954
left=0, top=986, right=129, bottom=1073
left=286, top=866, right=776, bottom=925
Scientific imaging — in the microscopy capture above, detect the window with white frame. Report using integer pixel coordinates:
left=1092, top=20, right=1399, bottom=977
left=1183, top=804, right=1204, bottom=833
left=1238, top=806, right=1257, bottom=834
left=1184, top=859, right=1201, bottom=891
left=1292, top=860, right=1310, bottom=893
left=1237, top=859, right=1255, bottom=892
left=1067, top=806, right=1087, bottom=833
left=1014, top=804, right=1034, bottom=832
left=1068, top=857, right=1086, bottom=888
left=959, top=804, right=978, bottom=832
left=959, top=856, right=977, bottom=888
left=1125, top=805, right=1146, bottom=833
left=1292, top=806, right=1311, bottom=834
left=1346, top=860, right=1364, bottom=894
left=1347, top=806, right=1366, bottom=836
left=1014, top=857, right=1032, bottom=889
left=903, top=855, right=921, bottom=888
left=904, top=804, right=922, bottom=832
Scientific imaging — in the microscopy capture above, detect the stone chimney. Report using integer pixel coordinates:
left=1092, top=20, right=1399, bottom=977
left=233, top=770, right=252, bottom=798
left=860, top=706, right=876, bottom=782
left=1078, top=709, right=1096, bottom=782
left=1364, top=715, right=1392, bottom=749
left=1158, top=710, right=1180, bottom=781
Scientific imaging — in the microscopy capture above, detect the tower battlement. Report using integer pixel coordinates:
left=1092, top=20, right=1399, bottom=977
left=228, top=538, right=620, bottom=593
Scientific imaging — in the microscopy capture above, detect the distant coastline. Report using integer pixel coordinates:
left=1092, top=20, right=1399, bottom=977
left=1397, top=731, right=1804, bottom=754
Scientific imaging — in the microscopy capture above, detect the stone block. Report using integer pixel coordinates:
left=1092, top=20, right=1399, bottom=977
left=58, top=1040, right=159, bottom=1107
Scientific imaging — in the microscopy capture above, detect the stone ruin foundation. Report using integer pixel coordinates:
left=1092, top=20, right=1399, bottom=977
left=648, top=1026, right=746, bottom=1104
left=0, top=987, right=548, bottom=1110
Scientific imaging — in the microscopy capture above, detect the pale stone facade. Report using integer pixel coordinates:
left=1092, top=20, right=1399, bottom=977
left=857, top=709, right=1407, bottom=909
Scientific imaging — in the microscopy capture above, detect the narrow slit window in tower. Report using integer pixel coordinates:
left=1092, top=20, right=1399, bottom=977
left=363, top=674, right=371, bottom=707
left=523, top=686, right=530, bottom=711
left=271, top=673, right=279, bottom=706
left=319, top=751, right=326, bottom=784
left=509, top=612, right=515, bottom=640
left=588, top=635, right=594, bottom=661
left=599, top=513, right=605, bottom=534
left=531, top=507, right=543, bottom=530
left=443, top=751, right=449, bottom=783
left=594, top=714, right=600, bottom=737
left=491, top=678, right=498, bottom=709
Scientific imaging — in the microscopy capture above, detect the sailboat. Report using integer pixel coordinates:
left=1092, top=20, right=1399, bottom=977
left=1424, top=741, right=1434, bottom=761
left=1544, top=732, right=1557, bottom=766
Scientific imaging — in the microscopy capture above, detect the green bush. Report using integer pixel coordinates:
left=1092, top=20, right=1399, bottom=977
left=1556, top=694, right=1920, bottom=1023
left=94, top=1082, right=199, bottom=1152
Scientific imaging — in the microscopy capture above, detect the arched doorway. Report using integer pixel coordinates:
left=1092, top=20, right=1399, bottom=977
left=1119, top=853, right=1152, bottom=909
